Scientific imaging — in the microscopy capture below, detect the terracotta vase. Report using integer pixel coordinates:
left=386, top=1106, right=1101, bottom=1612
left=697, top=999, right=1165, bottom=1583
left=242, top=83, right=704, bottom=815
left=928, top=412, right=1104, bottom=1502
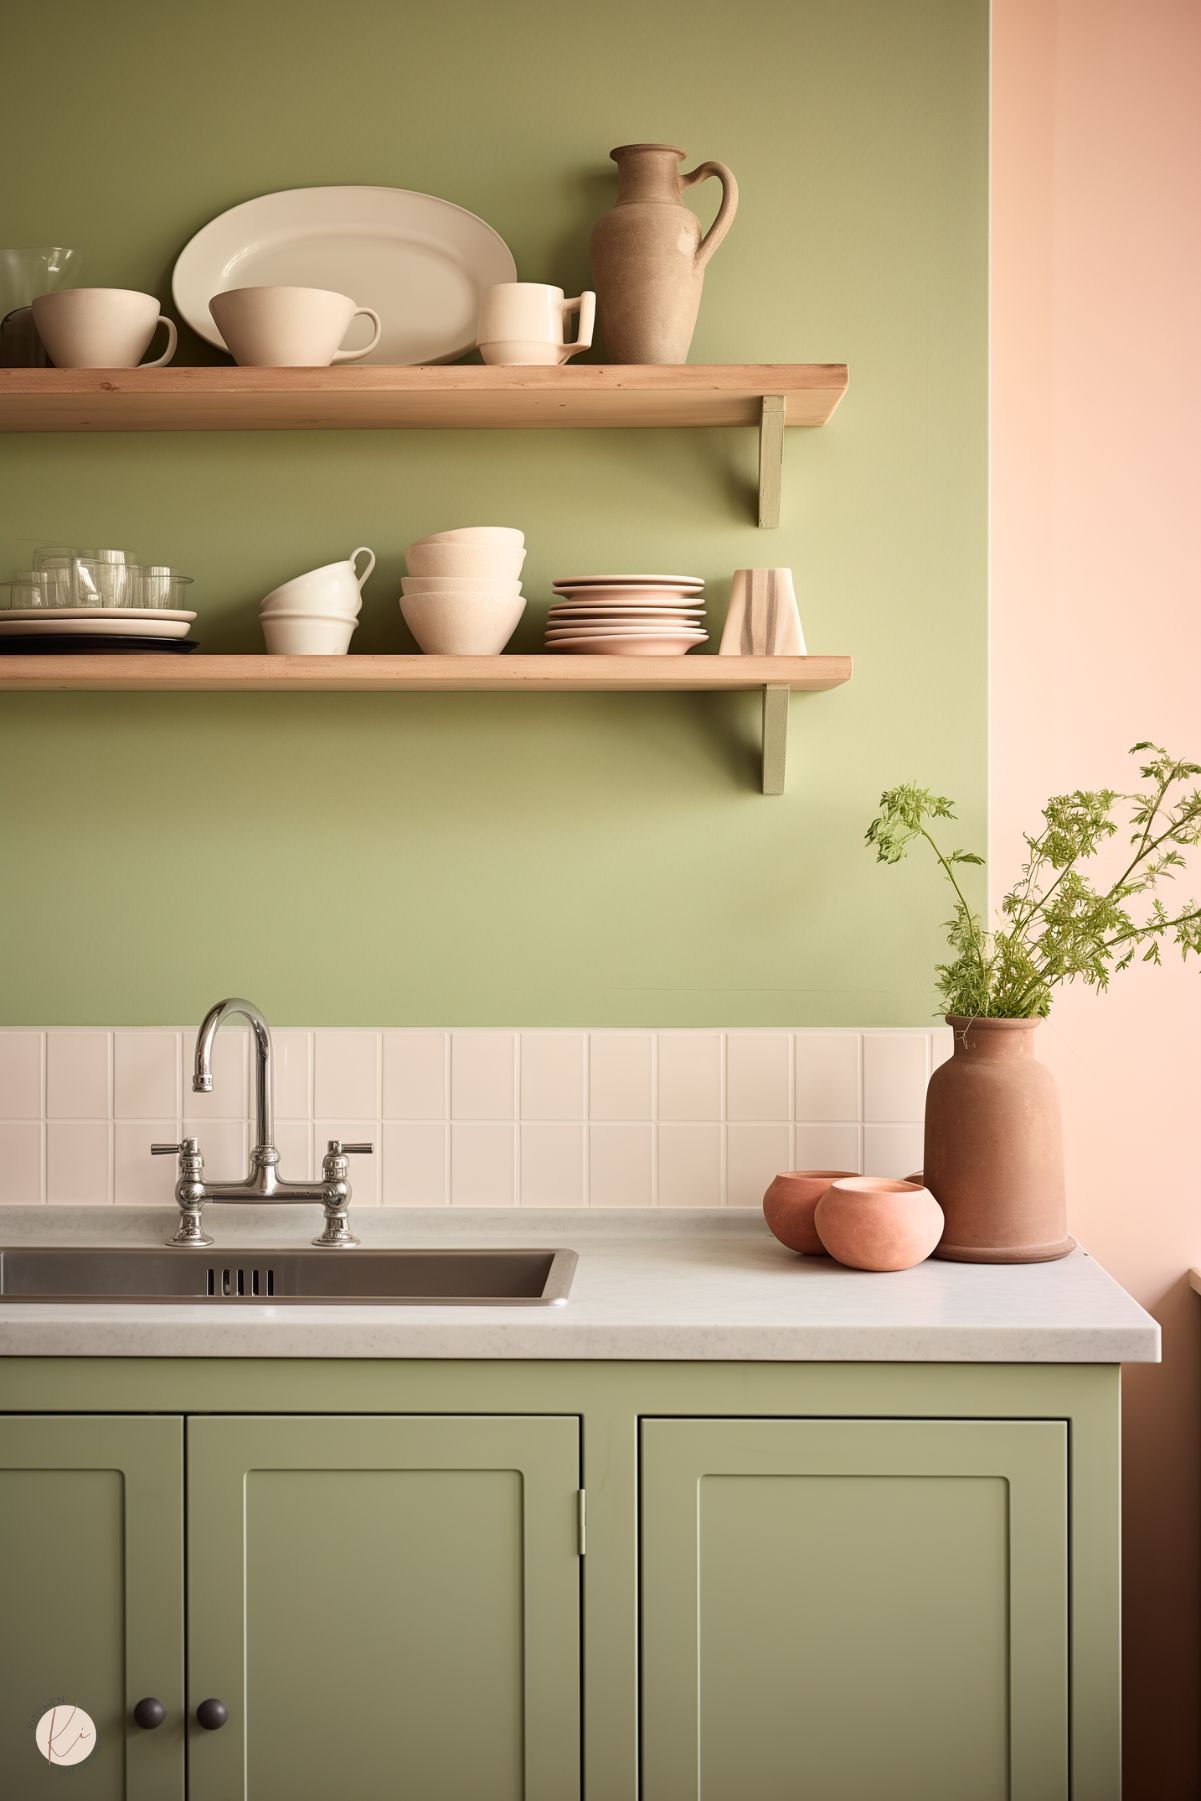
left=590, top=144, right=738, bottom=364
left=925, top=1017, right=1074, bottom=1263
left=762, top=1169, right=857, bottom=1255
left=814, top=1178, right=944, bottom=1273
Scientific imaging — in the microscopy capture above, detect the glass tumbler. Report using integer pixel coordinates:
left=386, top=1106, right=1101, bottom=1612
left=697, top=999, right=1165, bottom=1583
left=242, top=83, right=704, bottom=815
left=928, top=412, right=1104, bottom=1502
left=77, top=555, right=134, bottom=608
left=0, top=247, right=79, bottom=367
left=3, top=572, right=53, bottom=610
left=33, top=547, right=90, bottom=606
left=132, top=567, right=193, bottom=610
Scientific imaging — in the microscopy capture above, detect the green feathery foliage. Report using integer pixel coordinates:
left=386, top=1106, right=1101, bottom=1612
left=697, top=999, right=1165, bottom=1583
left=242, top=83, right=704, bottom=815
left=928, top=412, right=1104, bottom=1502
left=865, top=744, right=1201, bottom=1018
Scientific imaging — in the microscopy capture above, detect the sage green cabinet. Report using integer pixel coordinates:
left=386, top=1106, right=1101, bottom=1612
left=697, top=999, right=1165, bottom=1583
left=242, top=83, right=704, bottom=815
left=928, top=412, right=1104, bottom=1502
left=185, top=1415, right=581, bottom=1801
left=0, top=1415, right=184, bottom=1801
left=0, top=1360, right=1122, bottom=1800
left=640, top=1417, right=1069, bottom=1801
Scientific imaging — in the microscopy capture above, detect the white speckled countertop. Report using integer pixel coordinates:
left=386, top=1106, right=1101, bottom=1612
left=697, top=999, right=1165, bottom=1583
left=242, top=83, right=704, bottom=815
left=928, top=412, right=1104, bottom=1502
left=0, top=1207, right=1159, bottom=1362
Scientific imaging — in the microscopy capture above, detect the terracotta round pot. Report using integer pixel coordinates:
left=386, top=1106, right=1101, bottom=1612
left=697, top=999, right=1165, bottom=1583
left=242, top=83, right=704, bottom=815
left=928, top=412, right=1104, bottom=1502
left=925, top=1017, right=1074, bottom=1263
left=762, top=1169, right=857, bottom=1255
left=814, top=1177, right=944, bottom=1272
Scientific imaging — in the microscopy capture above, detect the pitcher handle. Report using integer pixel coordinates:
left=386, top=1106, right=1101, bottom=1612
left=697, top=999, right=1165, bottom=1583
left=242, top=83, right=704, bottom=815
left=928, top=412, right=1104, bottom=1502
left=682, top=160, right=739, bottom=272
left=350, top=547, right=376, bottom=589
left=561, top=290, right=596, bottom=358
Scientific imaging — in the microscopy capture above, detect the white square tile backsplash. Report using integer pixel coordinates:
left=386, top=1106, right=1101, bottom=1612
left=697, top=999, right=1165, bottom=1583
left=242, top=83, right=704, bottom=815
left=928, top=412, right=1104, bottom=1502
left=520, top=1033, right=586, bottom=1121
left=657, top=1032, right=723, bottom=1121
left=451, top=1033, right=517, bottom=1121
left=0, top=1032, right=43, bottom=1120
left=658, top=1122, right=724, bottom=1208
left=588, top=1032, right=653, bottom=1120
left=46, top=1032, right=110, bottom=1120
left=382, top=1032, right=447, bottom=1121
left=0, top=1026, right=948, bottom=1207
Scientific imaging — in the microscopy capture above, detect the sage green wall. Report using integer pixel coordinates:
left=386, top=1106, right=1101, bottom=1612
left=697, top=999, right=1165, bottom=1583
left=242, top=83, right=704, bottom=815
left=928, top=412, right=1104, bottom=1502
left=0, top=0, right=987, bottom=1026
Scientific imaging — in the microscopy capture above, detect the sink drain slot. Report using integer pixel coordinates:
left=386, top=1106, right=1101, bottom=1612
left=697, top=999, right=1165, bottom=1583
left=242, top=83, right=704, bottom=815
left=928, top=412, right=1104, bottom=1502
left=205, top=1265, right=276, bottom=1299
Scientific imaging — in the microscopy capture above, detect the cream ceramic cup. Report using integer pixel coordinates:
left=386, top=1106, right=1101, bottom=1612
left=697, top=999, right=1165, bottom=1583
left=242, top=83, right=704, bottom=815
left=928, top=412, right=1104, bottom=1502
left=259, top=548, right=375, bottom=618
left=31, top=288, right=177, bottom=368
left=477, top=283, right=595, bottom=366
left=262, top=611, right=357, bottom=655
left=210, top=286, right=382, bottom=367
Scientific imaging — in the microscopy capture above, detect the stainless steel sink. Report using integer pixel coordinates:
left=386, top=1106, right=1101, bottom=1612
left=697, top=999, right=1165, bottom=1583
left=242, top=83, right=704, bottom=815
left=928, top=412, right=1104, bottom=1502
left=0, top=1246, right=578, bottom=1307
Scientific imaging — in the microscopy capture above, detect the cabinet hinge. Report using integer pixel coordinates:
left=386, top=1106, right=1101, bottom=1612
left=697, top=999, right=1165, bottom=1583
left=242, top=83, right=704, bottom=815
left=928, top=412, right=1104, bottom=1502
left=576, top=1488, right=586, bottom=1556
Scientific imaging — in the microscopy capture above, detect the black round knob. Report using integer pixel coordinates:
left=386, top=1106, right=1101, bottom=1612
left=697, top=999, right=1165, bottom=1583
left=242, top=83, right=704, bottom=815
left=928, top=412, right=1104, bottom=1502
left=133, top=1697, right=165, bottom=1730
left=195, top=1698, right=228, bottom=1731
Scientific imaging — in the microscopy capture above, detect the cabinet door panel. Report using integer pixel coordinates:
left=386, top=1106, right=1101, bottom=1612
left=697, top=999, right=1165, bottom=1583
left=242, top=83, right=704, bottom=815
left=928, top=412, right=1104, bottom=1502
left=0, top=1415, right=184, bottom=1801
left=641, top=1418, right=1067, bottom=1801
left=187, top=1414, right=580, bottom=1801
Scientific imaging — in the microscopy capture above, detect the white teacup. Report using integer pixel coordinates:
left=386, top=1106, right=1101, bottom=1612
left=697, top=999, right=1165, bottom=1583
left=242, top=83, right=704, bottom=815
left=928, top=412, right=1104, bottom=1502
left=262, top=611, right=357, bottom=656
left=477, top=284, right=595, bottom=366
left=31, top=288, right=177, bottom=369
left=259, top=547, right=375, bottom=619
left=210, top=286, right=382, bottom=367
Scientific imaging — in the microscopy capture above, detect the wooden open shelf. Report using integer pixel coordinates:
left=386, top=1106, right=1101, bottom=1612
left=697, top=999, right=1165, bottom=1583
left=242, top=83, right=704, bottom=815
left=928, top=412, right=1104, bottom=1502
left=0, top=364, right=848, bottom=432
left=0, top=654, right=852, bottom=793
left=0, top=364, right=849, bottom=527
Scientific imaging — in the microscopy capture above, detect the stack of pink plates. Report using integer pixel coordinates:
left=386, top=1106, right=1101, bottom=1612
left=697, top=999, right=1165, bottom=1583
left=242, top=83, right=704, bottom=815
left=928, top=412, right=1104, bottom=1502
left=546, top=574, right=707, bottom=656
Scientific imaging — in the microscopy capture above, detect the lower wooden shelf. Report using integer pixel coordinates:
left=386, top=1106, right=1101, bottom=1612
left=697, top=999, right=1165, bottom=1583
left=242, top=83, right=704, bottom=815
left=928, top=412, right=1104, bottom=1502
left=0, top=653, right=852, bottom=793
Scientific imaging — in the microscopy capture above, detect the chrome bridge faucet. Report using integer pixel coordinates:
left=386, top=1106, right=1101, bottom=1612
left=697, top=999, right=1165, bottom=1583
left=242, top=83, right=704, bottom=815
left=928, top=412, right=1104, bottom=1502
left=153, top=998, right=372, bottom=1250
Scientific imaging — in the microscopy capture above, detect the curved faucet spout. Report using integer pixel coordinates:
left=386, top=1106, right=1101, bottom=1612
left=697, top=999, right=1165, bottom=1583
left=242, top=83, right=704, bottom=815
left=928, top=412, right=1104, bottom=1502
left=193, top=997, right=274, bottom=1156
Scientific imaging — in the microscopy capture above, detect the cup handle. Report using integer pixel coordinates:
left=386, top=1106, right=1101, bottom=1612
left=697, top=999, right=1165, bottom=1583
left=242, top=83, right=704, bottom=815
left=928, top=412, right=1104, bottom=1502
left=333, top=307, right=382, bottom=363
left=142, top=316, right=178, bottom=368
left=350, top=547, right=376, bottom=589
left=682, top=161, right=739, bottom=272
left=560, top=291, right=596, bottom=360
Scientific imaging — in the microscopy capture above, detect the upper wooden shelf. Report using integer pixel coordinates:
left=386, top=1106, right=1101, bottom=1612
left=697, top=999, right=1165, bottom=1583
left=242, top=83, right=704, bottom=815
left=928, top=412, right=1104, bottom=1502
left=0, top=364, right=848, bottom=434
left=0, top=653, right=849, bottom=694
left=0, top=653, right=852, bottom=793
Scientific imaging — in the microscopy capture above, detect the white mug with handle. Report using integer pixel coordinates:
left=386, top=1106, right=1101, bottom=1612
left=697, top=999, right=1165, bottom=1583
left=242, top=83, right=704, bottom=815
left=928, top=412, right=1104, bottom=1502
left=209, top=286, right=383, bottom=367
left=477, top=283, right=596, bottom=366
left=31, top=288, right=177, bottom=368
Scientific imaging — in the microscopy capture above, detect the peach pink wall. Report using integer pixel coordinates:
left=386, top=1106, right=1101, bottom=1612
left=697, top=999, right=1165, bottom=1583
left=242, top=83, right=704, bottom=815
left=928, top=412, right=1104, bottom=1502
left=992, top=1, right=1201, bottom=1792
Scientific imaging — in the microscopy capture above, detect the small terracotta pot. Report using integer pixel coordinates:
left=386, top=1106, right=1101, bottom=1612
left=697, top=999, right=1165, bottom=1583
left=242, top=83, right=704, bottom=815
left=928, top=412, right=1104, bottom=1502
left=814, top=1177, right=944, bottom=1273
left=762, top=1169, right=857, bottom=1255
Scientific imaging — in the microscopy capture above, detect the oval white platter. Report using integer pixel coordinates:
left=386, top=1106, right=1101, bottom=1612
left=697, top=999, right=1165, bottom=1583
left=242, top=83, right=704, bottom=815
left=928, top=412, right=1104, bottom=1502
left=173, top=186, right=517, bottom=365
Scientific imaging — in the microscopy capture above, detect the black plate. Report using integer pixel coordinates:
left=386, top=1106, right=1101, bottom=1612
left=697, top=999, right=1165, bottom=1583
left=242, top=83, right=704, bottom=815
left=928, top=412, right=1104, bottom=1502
left=0, top=635, right=199, bottom=654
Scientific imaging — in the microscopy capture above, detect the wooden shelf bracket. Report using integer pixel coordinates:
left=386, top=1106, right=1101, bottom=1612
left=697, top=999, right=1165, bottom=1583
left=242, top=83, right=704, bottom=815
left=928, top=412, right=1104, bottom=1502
left=758, top=395, right=786, bottom=528
left=761, top=683, right=790, bottom=794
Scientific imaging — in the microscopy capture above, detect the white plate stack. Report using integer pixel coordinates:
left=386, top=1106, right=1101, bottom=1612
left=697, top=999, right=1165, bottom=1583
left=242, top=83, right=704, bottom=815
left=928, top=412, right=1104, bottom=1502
left=546, top=574, right=707, bottom=656
left=401, top=527, right=526, bottom=655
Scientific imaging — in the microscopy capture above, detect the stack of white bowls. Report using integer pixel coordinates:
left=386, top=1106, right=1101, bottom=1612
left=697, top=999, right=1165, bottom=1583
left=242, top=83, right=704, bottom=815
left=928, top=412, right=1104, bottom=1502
left=259, top=548, right=375, bottom=655
left=400, top=528, right=526, bottom=656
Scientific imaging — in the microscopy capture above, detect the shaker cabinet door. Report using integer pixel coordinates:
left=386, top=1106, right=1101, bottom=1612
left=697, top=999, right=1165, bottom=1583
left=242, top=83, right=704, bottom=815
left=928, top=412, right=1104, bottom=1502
left=640, top=1417, right=1069, bottom=1801
left=186, top=1414, right=581, bottom=1801
left=0, top=1414, right=184, bottom=1801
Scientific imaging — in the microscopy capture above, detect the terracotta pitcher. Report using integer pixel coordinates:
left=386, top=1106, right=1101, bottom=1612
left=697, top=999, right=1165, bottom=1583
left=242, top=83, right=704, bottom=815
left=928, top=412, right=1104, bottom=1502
left=590, top=144, right=738, bottom=364
left=924, top=1017, right=1074, bottom=1263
